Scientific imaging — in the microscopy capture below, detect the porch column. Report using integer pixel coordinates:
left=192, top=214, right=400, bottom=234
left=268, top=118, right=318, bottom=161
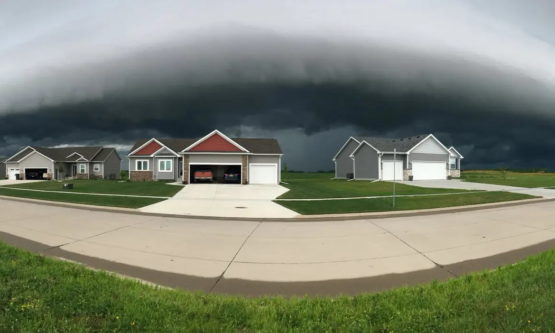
left=182, top=155, right=189, bottom=184
left=242, top=155, right=249, bottom=185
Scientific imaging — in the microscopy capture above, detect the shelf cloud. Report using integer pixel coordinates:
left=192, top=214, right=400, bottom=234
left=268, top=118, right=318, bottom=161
left=1, top=0, right=555, bottom=170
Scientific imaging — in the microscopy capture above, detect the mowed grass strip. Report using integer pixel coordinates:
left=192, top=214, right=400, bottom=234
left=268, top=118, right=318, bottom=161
left=6, top=179, right=183, bottom=197
left=0, top=188, right=162, bottom=208
left=280, top=172, right=470, bottom=199
left=462, top=170, right=555, bottom=188
left=1, top=241, right=555, bottom=331
left=278, top=191, right=534, bottom=215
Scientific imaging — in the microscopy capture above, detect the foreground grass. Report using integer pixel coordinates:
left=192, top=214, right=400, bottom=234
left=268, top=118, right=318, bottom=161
left=462, top=170, right=555, bottom=188
left=278, top=191, right=534, bottom=215
left=0, top=188, right=163, bottom=208
left=1, top=241, right=555, bottom=331
left=6, top=179, right=183, bottom=197
left=280, top=172, right=470, bottom=199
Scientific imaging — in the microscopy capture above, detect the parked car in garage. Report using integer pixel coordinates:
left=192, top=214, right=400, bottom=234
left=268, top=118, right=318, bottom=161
left=194, top=170, right=213, bottom=182
left=224, top=168, right=240, bottom=183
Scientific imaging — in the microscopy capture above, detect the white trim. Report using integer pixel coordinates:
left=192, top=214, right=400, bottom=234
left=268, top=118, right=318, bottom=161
left=189, top=162, right=242, bottom=165
left=76, top=157, right=88, bottom=162
left=157, top=159, right=173, bottom=172
left=128, top=138, right=180, bottom=157
left=181, top=152, right=247, bottom=155
left=17, top=149, right=55, bottom=163
left=378, top=154, right=382, bottom=180
left=332, top=137, right=360, bottom=161
left=181, top=129, right=249, bottom=153
left=78, top=163, right=87, bottom=174
left=406, top=134, right=451, bottom=155
left=349, top=140, right=381, bottom=158
left=66, top=152, right=87, bottom=160
left=135, top=159, right=150, bottom=171
left=278, top=156, right=282, bottom=183
left=448, top=146, right=464, bottom=159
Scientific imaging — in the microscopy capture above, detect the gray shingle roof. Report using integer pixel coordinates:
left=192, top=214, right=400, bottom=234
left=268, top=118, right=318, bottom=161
left=129, top=137, right=282, bottom=155
left=92, top=148, right=120, bottom=161
left=6, top=147, right=35, bottom=163
left=7, top=146, right=118, bottom=163
left=354, top=134, right=430, bottom=153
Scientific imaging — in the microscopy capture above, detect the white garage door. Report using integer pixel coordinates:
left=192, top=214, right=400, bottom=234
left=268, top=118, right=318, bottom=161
left=412, top=161, right=447, bottom=180
left=8, top=169, right=20, bottom=180
left=382, top=160, right=403, bottom=181
left=249, top=164, right=278, bottom=184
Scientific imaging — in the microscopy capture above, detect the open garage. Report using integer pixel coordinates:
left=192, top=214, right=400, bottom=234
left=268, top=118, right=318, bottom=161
left=25, top=168, right=47, bottom=180
left=189, top=164, right=241, bottom=184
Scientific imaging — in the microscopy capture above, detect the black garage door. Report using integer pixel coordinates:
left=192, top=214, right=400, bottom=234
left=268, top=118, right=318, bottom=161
left=25, top=168, right=47, bottom=180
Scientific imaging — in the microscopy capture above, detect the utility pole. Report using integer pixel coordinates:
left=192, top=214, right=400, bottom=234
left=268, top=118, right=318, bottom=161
left=393, top=148, right=396, bottom=209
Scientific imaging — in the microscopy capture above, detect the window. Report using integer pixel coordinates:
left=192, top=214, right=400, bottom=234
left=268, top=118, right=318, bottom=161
left=93, top=164, right=101, bottom=172
left=158, top=159, right=173, bottom=172
left=136, top=160, right=149, bottom=171
left=79, top=164, right=86, bottom=174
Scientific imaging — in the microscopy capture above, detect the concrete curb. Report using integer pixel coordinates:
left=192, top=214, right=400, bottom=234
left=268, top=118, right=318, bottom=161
left=0, top=194, right=553, bottom=222
left=1, top=229, right=555, bottom=296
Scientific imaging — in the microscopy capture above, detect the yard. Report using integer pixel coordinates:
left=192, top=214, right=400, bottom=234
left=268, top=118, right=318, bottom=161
left=277, top=172, right=535, bottom=214
left=280, top=172, right=471, bottom=199
left=1, top=240, right=555, bottom=331
left=278, top=191, right=533, bottom=215
left=5, top=179, right=183, bottom=197
left=461, top=170, right=555, bottom=188
left=0, top=180, right=183, bottom=208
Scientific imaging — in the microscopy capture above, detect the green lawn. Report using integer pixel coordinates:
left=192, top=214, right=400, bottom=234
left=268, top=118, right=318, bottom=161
left=278, top=191, right=534, bottom=215
left=462, top=170, right=555, bottom=188
left=280, top=172, right=471, bottom=199
left=2, top=241, right=555, bottom=331
left=6, top=179, right=183, bottom=197
left=0, top=188, right=163, bottom=208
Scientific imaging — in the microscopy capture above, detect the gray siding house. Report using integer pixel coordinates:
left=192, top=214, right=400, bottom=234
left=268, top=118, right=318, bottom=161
left=128, top=130, right=283, bottom=184
left=448, top=147, right=464, bottom=178
left=5, top=146, right=121, bottom=180
left=333, top=134, right=462, bottom=181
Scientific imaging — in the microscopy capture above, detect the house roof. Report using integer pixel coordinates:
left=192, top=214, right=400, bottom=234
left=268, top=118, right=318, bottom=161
left=6, top=146, right=118, bottom=163
left=354, top=134, right=430, bottom=153
left=129, top=137, right=282, bottom=155
left=448, top=146, right=464, bottom=159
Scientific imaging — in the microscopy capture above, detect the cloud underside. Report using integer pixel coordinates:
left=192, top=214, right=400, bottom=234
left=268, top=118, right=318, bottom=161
left=1, top=35, right=555, bottom=170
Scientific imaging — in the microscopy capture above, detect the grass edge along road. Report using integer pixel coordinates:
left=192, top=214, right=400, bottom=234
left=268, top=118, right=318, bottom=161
left=277, top=191, right=535, bottom=215
left=1, top=240, right=554, bottom=331
left=0, top=188, right=162, bottom=209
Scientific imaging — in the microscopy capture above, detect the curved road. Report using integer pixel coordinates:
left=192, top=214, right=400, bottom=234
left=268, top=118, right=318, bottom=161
left=1, top=197, right=555, bottom=296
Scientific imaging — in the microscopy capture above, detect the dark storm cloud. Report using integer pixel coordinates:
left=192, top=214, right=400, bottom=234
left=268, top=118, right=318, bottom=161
left=1, top=1, right=555, bottom=170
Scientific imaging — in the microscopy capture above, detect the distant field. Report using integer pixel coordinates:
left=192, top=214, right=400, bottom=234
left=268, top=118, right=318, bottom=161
left=461, top=170, right=555, bottom=188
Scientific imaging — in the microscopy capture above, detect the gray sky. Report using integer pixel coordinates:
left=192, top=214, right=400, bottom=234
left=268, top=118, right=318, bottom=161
left=1, top=1, right=555, bottom=170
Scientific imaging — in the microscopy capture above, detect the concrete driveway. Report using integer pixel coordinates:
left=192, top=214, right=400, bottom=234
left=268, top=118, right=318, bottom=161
left=139, top=184, right=298, bottom=218
left=0, top=179, right=44, bottom=186
left=402, top=179, right=555, bottom=198
left=1, top=197, right=555, bottom=295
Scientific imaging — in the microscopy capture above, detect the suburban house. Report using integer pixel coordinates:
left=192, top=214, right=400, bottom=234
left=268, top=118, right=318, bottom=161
left=448, top=146, right=464, bottom=178
left=333, top=134, right=462, bottom=181
left=5, top=146, right=121, bottom=180
left=128, top=130, right=283, bottom=184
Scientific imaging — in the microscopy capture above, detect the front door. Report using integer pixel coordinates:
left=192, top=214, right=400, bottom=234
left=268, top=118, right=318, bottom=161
left=72, top=164, right=77, bottom=177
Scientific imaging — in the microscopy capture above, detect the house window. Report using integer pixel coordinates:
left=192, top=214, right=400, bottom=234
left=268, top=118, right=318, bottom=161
left=93, top=164, right=101, bottom=172
left=136, top=160, right=149, bottom=171
left=79, top=164, right=86, bottom=174
left=158, top=159, right=173, bottom=172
